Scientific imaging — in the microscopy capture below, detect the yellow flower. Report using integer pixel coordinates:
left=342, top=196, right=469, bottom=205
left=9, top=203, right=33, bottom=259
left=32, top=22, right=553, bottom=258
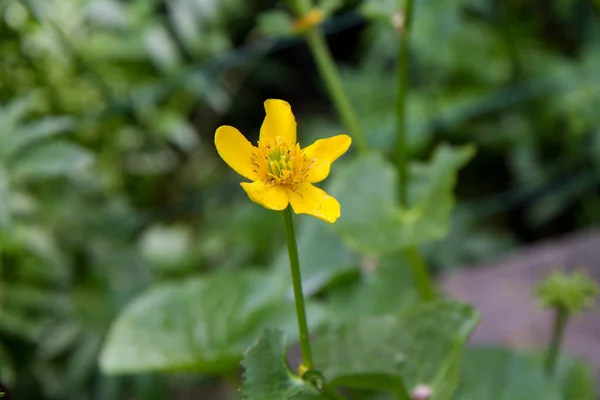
left=215, top=99, right=351, bottom=223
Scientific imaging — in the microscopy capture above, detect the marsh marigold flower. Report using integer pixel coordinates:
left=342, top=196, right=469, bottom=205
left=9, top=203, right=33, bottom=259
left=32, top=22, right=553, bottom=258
left=215, top=99, right=351, bottom=223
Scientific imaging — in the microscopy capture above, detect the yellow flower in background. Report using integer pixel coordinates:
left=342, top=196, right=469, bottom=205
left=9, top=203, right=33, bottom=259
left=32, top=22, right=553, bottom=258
left=215, top=99, right=351, bottom=223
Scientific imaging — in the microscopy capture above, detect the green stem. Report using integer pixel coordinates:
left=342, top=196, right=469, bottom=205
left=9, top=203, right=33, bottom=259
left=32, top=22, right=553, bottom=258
left=281, top=206, right=314, bottom=371
left=405, top=247, right=436, bottom=302
left=286, top=0, right=367, bottom=151
left=545, top=307, right=568, bottom=375
left=303, top=29, right=368, bottom=154
left=393, top=0, right=436, bottom=303
left=395, top=0, right=415, bottom=206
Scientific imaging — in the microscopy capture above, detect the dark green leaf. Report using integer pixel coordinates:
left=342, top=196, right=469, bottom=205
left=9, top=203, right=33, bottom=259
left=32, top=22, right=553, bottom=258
left=241, top=329, right=313, bottom=400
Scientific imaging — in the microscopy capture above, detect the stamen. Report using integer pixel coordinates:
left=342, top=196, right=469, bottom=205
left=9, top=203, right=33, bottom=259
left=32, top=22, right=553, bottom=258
left=252, top=137, right=312, bottom=186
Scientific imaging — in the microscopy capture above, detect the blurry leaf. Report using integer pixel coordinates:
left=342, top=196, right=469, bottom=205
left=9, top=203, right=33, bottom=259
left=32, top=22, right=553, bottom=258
left=0, top=94, right=38, bottom=140
left=273, top=217, right=356, bottom=297
left=38, top=322, right=81, bottom=359
left=557, top=358, right=596, bottom=400
left=68, top=333, right=103, bottom=389
left=0, top=167, right=10, bottom=228
left=360, top=0, right=399, bottom=21
left=14, top=225, right=71, bottom=281
left=454, top=347, right=562, bottom=400
left=2, top=116, right=75, bottom=159
left=0, top=309, right=46, bottom=341
left=258, top=10, right=294, bottom=37
left=143, top=24, right=181, bottom=74
left=328, top=145, right=475, bottom=256
left=0, top=344, right=17, bottom=386
left=241, top=329, right=313, bottom=399
left=319, top=0, right=343, bottom=15
left=314, top=300, right=479, bottom=399
left=11, top=142, right=93, bottom=179
left=84, top=33, right=147, bottom=61
left=85, top=0, right=128, bottom=28
left=167, top=0, right=202, bottom=52
left=2, top=284, right=68, bottom=313
left=100, top=270, right=323, bottom=374
left=138, top=224, right=193, bottom=272
left=526, top=172, right=594, bottom=227
left=423, top=209, right=517, bottom=270
left=326, top=253, right=416, bottom=323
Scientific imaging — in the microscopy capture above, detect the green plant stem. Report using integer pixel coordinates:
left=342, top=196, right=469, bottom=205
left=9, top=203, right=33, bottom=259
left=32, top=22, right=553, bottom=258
left=304, top=30, right=367, bottom=153
left=284, top=0, right=366, bottom=152
left=281, top=206, right=314, bottom=371
left=405, top=247, right=436, bottom=301
left=545, top=307, right=568, bottom=375
left=395, top=0, right=415, bottom=206
left=393, top=0, right=436, bottom=303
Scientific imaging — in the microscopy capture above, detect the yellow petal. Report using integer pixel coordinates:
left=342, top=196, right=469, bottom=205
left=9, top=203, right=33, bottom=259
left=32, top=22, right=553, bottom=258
left=259, top=99, right=297, bottom=144
left=287, top=183, right=340, bottom=223
left=303, top=134, right=352, bottom=183
left=241, top=181, right=289, bottom=210
left=215, top=126, right=258, bottom=181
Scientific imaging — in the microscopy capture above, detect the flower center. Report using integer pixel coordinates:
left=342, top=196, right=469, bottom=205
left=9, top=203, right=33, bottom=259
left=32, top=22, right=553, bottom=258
left=252, top=137, right=312, bottom=186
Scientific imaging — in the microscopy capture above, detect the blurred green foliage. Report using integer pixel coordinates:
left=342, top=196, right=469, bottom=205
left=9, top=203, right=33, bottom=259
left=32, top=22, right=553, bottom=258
left=1, top=0, right=599, bottom=398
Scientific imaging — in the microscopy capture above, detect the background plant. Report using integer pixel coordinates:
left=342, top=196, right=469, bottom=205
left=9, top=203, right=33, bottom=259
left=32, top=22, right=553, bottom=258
left=1, top=0, right=599, bottom=399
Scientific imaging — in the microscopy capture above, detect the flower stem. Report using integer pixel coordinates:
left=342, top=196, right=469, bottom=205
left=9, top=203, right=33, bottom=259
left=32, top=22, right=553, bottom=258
left=405, top=247, right=436, bottom=301
left=393, top=0, right=436, bottom=302
left=303, top=29, right=367, bottom=154
left=395, top=0, right=415, bottom=206
left=545, top=307, right=568, bottom=375
left=281, top=206, right=313, bottom=371
left=286, top=0, right=367, bottom=153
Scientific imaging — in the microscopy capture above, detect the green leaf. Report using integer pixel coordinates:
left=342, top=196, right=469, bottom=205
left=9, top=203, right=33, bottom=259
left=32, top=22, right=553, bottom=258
left=241, top=329, right=313, bottom=400
left=273, top=217, right=356, bottom=297
left=138, top=224, right=194, bottom=272
left=557, top=358, right=596, bottom=400
left=100, top=270, right=323, bottom=375
left=454, top=347, right=562, bottom=400
left=0, top=94, right=38, bottom=140
left=326, top=253, right=417, bottom=323
left=318, top=0, right=343, bottom=15
left=143, top=23, right=182, bottom=74
left=257, top=10, right=294, bottom=37
left=0, top=166, right=10, bottom=228
left=314, top=300, right=479, bottom=399
left=328, top=144, right=475, bottom=256
left=11, top=142, right=93, bottom=179
left=2, top=116, right=75, bottom=159
left=360, top=0, right=400, bottom=21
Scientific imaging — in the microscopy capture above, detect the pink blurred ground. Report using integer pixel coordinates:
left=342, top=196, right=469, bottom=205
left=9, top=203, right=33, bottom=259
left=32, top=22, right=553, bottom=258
left=442, top=229, right=600, bottom=382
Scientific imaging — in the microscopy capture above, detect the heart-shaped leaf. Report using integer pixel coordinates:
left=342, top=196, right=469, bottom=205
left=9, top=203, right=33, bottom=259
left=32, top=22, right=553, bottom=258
left=328, top=144, right=475, bottom=256
left=100, top=270, right=323, bottom=375
left=241, top=329, right=317, bottom=400
left=314, top=300, right=479, bottom=399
